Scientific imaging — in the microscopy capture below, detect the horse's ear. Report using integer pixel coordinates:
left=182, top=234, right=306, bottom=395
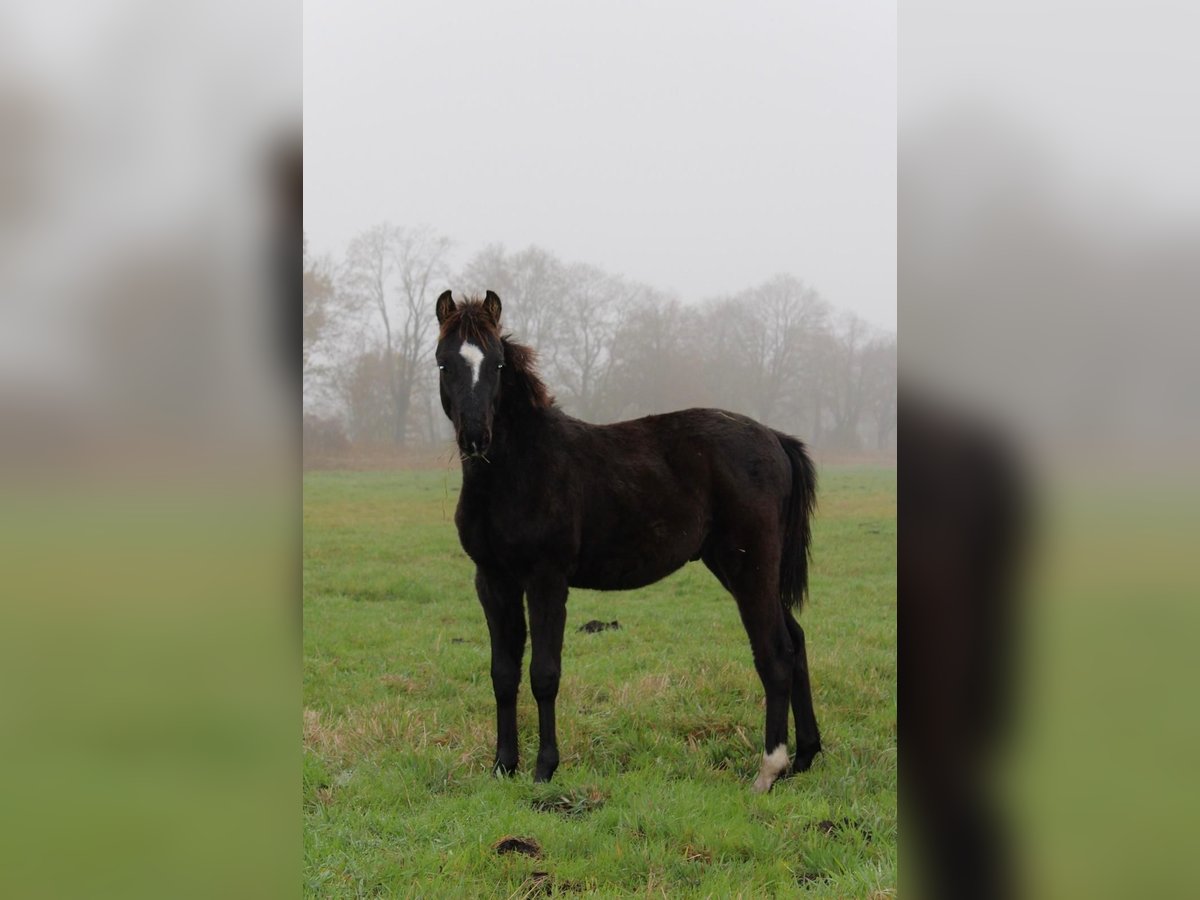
left=435, top=290, right=455, bottom=325
left=483, top=290, right=502, bottom=324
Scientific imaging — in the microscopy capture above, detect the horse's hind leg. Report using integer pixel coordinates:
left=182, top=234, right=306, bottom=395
left=744, top=592, right=795, bottom=792
left=712, top=546, right=795, bottom=792
left=476, top=567, right=526, bottom=775
left=784, top=609, right=822, bottom=772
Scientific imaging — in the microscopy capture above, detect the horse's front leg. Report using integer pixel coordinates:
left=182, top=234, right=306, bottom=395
left=526, top=570, right=568, bottom=783
left=475, top=567, right=526, bottom=775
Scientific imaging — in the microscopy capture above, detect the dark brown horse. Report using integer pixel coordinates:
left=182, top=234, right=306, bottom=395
left=435, top=290, right=820, bottom=791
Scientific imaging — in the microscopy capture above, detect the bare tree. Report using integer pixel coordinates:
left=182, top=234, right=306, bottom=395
left=607, top=290, right=706, bottom=419
left=302, top=235, right=334, bottom=374
left=340, top=223, right=452, bottom=444
left=332, top=346, right=395, bottom=444
left=303, top=235, right=349, bottom=417
left=461, top=244, right=569, bottom=355
left=861, top=335, right=897, bottom=450
left=824, top=311, right=874, bottom=451
left=391, top=226, right=452, bottom=443
left=459, top=243, right=515, bottom=299
left=553, top=263, right=626, bottom=421
left=716, top=275, right=830, bottom=432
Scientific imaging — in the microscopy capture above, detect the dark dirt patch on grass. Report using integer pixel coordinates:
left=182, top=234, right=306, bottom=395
left=577, top=619, right=620, bottom=633
left=493, top=835, right=542, bottom=858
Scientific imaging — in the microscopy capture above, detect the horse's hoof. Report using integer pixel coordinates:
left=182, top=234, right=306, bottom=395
left=533, top=748, right=558, bottom=783
left=493, top=758, right=518, bottom=777
left=792, top=743, right=822, bottom=773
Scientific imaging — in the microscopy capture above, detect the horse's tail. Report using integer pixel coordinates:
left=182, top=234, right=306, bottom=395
left=775, top=432, right=818, bottom=610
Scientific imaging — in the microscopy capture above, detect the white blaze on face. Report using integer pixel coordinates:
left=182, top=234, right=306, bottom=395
left=752, top=743, right=790, bottom=793
left=459, top=341, right=485, bottom=388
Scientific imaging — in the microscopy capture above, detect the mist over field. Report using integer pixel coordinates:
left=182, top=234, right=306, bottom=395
left=302, top=2, right=896, bottom=464
left=303, top=3, right=896, bottom=333
left=303, top=233, right=896, bottom=463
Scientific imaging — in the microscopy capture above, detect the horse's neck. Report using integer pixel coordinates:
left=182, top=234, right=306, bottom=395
left=501, top=404, right=553, bottom=457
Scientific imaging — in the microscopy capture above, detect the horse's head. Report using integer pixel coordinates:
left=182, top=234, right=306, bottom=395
left=434, top=290, right=505, bottom=459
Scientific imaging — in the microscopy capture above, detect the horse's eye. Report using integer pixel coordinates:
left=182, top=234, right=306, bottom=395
left=497, top=363, right=504, bottom=370
left=438, top=365, right=445, bottom=370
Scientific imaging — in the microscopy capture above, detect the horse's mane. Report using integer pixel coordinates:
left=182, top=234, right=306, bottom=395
left=439, top=297, right=554, bottom=411
left=500, top=336, right=555, bottom=410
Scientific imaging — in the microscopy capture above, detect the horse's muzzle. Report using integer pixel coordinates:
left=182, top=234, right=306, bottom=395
left=458, top=428, right=492, bottom=458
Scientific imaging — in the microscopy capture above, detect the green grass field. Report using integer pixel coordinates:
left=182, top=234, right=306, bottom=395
left=304, top=465, right=895, bottom=897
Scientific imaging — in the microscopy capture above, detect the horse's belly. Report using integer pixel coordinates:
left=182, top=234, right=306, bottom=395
left=569, top=537, right=698, bottom=591
left=569, top=563, right=683, bottom=591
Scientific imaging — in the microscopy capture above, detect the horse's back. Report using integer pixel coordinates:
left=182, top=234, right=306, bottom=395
left=626, top=407, right=793, bottom=501
left=563, top=409, right=794, bottom=589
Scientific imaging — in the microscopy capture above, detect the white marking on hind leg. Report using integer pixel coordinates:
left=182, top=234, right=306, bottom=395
left=752, top=743, right=790, bottom=793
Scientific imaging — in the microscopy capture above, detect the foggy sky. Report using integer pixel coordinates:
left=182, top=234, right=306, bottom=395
left=304, top=1, right=895, bottom=330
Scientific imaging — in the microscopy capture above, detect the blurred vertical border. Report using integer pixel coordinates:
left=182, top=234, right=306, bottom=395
left=0, top=1, right=298, bottom=897
left=901, top=2, right=1200, bottom=897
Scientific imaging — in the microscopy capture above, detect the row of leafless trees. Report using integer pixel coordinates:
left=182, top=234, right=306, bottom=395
left=304, top=225, right=896, bottom=454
